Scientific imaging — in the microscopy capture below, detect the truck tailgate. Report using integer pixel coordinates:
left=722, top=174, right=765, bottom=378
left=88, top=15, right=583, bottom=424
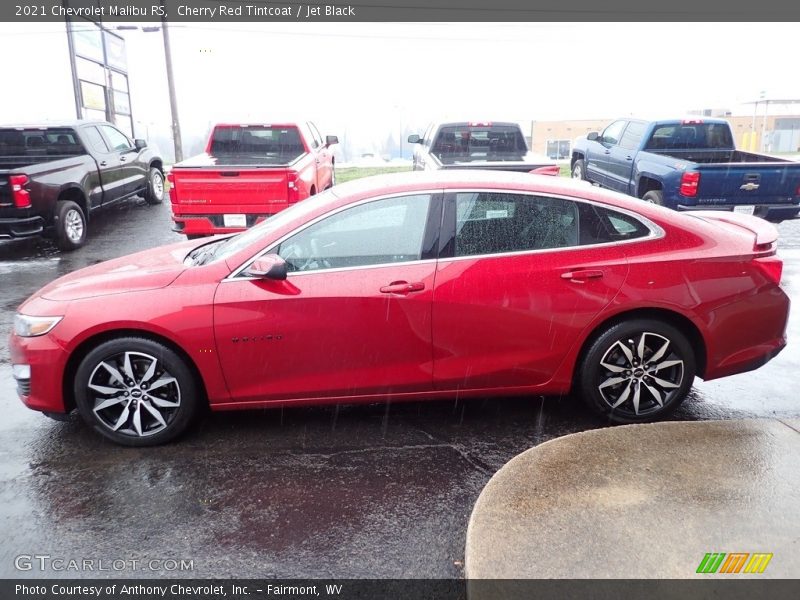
left=170, top=167, right=290, bottom=208
left=696, top=163, right=800, bottom=205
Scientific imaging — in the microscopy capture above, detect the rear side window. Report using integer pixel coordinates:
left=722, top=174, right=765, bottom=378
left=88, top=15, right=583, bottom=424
left=83, top=126, right=109, bottom=153
left=452, top=193, right=651, bottom=257
left=454, top=193, right=580, bottom=256
left=618, top=121, right=646, bottom=150
left=209, top=125, right=305, bottom=161
left=0, top=127, right=86, bottom=157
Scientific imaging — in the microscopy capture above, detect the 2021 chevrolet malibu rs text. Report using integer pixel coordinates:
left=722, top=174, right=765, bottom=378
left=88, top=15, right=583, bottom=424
left=10, top=171, right=790, bottom=445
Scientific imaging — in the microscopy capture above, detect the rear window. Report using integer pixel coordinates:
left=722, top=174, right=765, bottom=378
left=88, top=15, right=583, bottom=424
left=209, top=125, right=306, bottom=162
left=645, top=123, right=734, bottom=150
left=432, top=124, right=527, bottom=162
left=0, top=128, right=86, bottom=157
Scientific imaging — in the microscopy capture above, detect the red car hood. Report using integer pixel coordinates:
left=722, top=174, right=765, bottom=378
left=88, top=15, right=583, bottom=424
left=39, top=244, right=192, bottom=302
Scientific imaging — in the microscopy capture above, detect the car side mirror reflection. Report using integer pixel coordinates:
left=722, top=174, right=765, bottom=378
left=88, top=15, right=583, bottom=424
left=325, top=135, right=339, bottom=147
left=587, top=132, right=599, bottom=142
left=245, top=255, right=288, bottom=280
left=407, top=134, right=421, bottom=144
left=134, top=139, right=148, bottom=150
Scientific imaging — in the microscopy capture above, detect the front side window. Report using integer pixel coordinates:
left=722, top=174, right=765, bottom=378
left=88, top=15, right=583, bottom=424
left=277, top=194, right=432, bottom=272
left=600, top=120, right=627, bottom=146
left=100, top=125, right=132, bottom=151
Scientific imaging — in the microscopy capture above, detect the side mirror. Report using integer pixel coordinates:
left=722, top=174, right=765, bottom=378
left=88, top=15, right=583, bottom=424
left=325, top=135, right=339, bottom=147
left=244, top=254, right=287, bottom=280
left=407, top=134, right=421, bottom=144
left=586, top=132, right=599, bottom=142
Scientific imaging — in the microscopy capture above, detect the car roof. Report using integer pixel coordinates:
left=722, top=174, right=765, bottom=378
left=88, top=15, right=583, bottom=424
left=327, top=169, right=689, bottom=226
left=0, top=120, right=110, bottom=129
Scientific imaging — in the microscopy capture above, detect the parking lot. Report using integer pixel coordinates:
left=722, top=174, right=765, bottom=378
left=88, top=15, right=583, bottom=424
left=1, top=194, right=800, bottom=578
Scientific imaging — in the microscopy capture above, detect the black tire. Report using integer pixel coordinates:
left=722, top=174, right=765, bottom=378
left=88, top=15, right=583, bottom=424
left=74, top=337, right=199, bottom=446
left=186, top=234, right=206, bottom=240
left=642, top=190, right=664, bottom=206
left=54, top=200, right=87, bottom=250
left=144, top=167, right=165, bottom=205
left=571, top=158, right=586, bottom=181
left=578, top=319, right=695, bottom=424
left=330, top=163, right=336, bottom=187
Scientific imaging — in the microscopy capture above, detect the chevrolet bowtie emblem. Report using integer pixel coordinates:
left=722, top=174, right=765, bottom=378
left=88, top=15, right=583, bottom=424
left=740, top=182, right=760, bottom=191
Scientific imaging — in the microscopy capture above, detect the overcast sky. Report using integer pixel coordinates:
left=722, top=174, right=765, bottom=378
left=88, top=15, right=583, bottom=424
left=2, top=22, right=799, bottom=157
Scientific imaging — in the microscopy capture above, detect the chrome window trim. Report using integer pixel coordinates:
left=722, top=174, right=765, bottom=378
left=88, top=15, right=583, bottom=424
left=223, top=189, right=442, bottom=282
left=222, top=186, right=664, bottom=281
left=443, top=188, right=664, bottom=262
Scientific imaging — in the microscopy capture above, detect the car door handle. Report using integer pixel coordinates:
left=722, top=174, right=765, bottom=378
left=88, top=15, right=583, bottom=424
left=604, top=150, right=611, bottom=155
left=380, top=281, right=425, bottom=295
left=561, top=269, right=604, bottom=282
left=99, top=160, right=107, bottom=166
left=625, top=155, right=633, bottom=161
left=119, top=156, right=127, bottom=162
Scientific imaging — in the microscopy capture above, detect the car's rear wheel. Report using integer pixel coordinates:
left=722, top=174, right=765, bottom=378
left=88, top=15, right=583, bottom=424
left=55, top=200, right=87, bottom=250
left=642, top=190, right=664, bottom=206
left=74, top=337, right=199, bottom=446
left=571, top=159, right=586, bottom=180
left=578, top=319, right=695, bottom=423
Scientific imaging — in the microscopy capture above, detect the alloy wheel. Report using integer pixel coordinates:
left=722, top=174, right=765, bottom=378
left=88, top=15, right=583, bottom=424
left=87, top=351, right=181, bottom=437
left=596, top=331, right=684, bottom=418
left=64, top=209, right=84, bottom=243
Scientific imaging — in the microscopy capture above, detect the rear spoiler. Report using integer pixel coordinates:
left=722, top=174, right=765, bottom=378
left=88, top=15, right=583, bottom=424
left=695, top=211, right=778, bottom=251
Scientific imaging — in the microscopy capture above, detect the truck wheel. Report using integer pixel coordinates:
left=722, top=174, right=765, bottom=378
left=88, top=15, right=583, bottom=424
left=330, top=165, right=336, bottom=187
left=571, top=159, right=586, bottom=180
left=144, top=167, right=165, bottom=205
left=55, top=200, right=87, bottom=250
left=643, top=190, right=664, bottom=206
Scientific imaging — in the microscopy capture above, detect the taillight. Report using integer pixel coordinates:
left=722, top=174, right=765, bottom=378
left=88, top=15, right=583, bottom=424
left=287, top=171, right=300, bottom=203
left=9, top=174, right=31, bottom=208
left=679, top=171, right=700, bottom=197
left=754, top=256, right=783, bottom=285
left=530, top=165, right=560, bottom=176
left=165, top=172, right=177, bottom=202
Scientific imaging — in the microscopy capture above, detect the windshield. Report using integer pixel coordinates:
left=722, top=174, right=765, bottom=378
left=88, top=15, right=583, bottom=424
left=208, top=125, right=306, bottom=164
left=432, top=124, right=528, bottom=163
left=192, top=189, right=339, bottom=265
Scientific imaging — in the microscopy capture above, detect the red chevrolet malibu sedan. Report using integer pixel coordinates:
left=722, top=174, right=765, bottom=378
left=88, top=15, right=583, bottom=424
left=10, top=171, right=790, bottom=446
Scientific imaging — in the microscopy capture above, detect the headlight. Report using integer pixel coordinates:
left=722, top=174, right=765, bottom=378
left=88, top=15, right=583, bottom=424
left=13, top=314, right=63, bottom=337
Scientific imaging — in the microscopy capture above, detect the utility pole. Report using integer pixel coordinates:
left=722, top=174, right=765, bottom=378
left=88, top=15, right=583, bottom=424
left=161, top=0, right=183, bottom=162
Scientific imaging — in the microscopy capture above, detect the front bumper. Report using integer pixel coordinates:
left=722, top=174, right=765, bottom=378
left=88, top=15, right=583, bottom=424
left=676, top=203, right=800, bottom=222
left=0, top=215, right=45, bottom=238
left=8, top=331, right=69, bottom=414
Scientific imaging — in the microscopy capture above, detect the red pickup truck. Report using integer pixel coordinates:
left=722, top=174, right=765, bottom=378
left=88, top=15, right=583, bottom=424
left=169, top=122, right=338, bottom=238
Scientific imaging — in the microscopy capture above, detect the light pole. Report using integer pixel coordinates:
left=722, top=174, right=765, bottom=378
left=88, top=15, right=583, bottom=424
left=117, top=16, right=183, bottom=163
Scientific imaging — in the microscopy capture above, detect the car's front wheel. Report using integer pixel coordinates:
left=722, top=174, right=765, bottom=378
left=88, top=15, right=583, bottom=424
left=578, top=319, right=695, bottom=423
left=74, top=337, right=199, bottom=446
left=144, top=167, right=165, bottom=205
left=571, top=159, right=586, bottom=181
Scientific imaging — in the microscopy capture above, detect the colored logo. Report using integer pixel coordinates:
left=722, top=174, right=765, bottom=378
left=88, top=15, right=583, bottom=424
left=696, top=552, right=773, bottom=574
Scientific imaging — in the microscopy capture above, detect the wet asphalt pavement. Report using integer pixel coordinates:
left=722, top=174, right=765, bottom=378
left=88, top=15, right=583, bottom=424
left=1, top=196, right=799, bottom=579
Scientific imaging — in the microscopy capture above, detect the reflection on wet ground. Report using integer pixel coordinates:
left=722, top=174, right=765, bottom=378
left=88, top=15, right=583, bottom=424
left=1, top=201, right=799, bottom=578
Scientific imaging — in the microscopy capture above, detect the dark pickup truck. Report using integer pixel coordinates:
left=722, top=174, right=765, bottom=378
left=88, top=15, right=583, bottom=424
left=571, top=117, right=800, bottom=222
left=408, top=121, right=558, bottom=174
left=0, top=121, right=164, bottom=249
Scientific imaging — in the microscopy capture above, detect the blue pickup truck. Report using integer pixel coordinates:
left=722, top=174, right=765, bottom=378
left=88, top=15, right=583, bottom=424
left=571, top=118, right=800, bottom=222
